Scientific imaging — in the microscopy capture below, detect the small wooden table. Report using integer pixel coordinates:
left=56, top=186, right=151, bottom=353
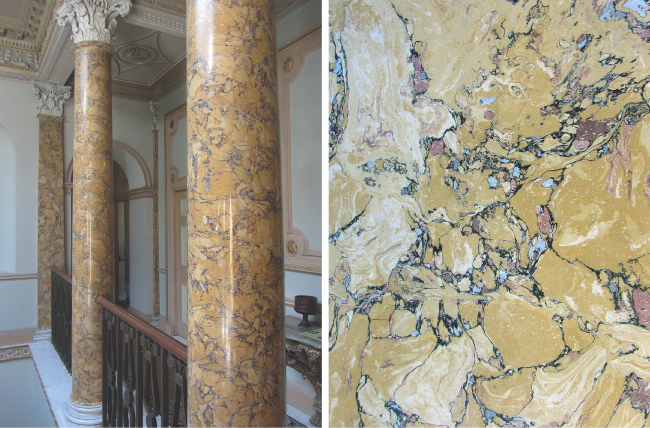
left=285, top=317, right=322, bottom=427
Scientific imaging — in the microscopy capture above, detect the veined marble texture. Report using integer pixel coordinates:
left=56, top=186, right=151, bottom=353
left=37, top=115, right=65, bottom=331
left=186, top=0, right=285, bottom=426
left=71, top=42, right=114, bottom=405
left=329, top=0, right=650, bottom=427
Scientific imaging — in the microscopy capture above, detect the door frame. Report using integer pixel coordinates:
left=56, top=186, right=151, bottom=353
left=164, top=103, right=187, bottom=336
left=171, top=188, right=188, bottom=337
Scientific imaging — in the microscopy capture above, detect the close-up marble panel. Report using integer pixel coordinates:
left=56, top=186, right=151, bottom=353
left=186, top=0, right=285, bottom=426
left=329, top=0, right=650, bottom=426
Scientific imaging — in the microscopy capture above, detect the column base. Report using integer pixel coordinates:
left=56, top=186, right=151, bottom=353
left=65, top=400, right=102, bottom=426
left=33, top=329, right=51, bottom=343
left=151, top=316, right=160, bottom=328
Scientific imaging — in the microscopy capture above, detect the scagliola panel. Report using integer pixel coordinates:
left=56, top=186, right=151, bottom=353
left=329, top=1, right=650, bottom=426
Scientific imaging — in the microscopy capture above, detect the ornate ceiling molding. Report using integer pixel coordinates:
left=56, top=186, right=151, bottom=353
left=32, top=80, right=71, bottom=116
left=123, top=4, right=185, bottom=36
left=0, top=47, right=39, bottom=69
left=133, top=0, right=184, bottom=16
left=0, top=0, right=53, bottom=51
left=0, top=0, right=314, bottom=95
left=56, top=0, right=132, bottom=45
left=46, top=32, right=74, bottom=83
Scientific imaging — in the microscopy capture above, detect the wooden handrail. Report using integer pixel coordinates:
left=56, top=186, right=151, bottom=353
left=50, top=266, right=72, bottom=284
left=97, top=295, right=187, bottom=362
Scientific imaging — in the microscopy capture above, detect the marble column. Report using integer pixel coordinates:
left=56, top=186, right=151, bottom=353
left=150, top=101, right=160, bottom=327
left=186, top=0, right=285, bottom=426
left=56, top=0, right=131, bottom=425
left=33, top=82, right=72, bottom=343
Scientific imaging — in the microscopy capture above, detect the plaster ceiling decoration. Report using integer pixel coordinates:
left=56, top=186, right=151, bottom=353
left=0, top=0, right=55, bottom=76
left=111, top=23, right=184, bottom=86
left=0, top=0, right=313, bottom=99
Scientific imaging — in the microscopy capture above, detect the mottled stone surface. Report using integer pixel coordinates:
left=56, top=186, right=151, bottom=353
left=71, top=41, right=114, bottom=406
left=329, top=0, right=650, bottom=426
left=186, top=0, right=285, bottom=426
left=37, top=114, right=65, bottom=331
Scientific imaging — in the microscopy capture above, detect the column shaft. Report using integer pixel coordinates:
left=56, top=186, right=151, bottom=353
left=70, top=41, right=115, bottom=405
left=186, top=0, right=285, bottom=426
left=37, top=114, right=65, bottom=331
left=153, top=128, right=160, bottom=322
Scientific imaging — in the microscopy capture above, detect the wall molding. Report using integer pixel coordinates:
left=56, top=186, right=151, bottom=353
left=0, top=344, right=31, bottom=363
left=0, top=273, right=37, bottom=282
left=157, top=267, right=167, bottom=274
left=115, top=186, right=155, bottom=201
left=164, top=102, right=187, bottom=337
left=277, top=27, right=322, bottom=274
left=0, top=328, right=36, bottom=348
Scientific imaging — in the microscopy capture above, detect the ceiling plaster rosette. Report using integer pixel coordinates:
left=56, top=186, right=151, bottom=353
left=117, top=44, right=156, bottom=64
left=56, top=0, right=132, bottom=45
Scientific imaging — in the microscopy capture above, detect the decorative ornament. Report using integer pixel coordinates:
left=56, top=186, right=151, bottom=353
left=149, top=101, right=159, bottom=131
left=117, top=45, right=156, bottom=64
left=32, top=81, right=72, bottom=117
left=287, top=240, right=298, bottom=256
left=57, top=0, right=132, bottom=45
left=282, top=57, right=293, bottom=73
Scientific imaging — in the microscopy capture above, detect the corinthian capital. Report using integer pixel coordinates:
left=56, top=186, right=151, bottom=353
left=56, top=0, right=131, bottom=45
left=32, top=81, right=72, bottom=117
left=149, top=101, right=159, bottom=131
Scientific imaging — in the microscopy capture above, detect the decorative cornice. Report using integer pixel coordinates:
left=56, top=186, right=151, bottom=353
left=124, top=4, right=185, bottom=36
left=0, top=47, right=39, bottom=69
left=47, top=34, right=74, bottom=83
left=56, top=0, right=132, bottom=45
left=32, top=81, right=71, bottom=116
left=0, top=71, right=33, bottom=82
left=134, top=0, right=185, bottom=15
left=149, top=100, right=159, bottom=130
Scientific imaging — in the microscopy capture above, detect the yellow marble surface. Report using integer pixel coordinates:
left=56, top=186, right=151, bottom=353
left=70, top=42, right=114, bottom=406
left=329, top=0, right=650, bottom=426
left=186, top=0, right=285, bottom=426
left=37, top=114, right=65, bottom=331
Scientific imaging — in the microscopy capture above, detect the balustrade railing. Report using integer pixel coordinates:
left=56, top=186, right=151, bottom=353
left=50, top=266, right=72, bottom=373
left=98, top=296, right=187, bottom=427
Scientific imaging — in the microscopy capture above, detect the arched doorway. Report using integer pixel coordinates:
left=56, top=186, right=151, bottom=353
left=65, top=141, right=154, bottom=308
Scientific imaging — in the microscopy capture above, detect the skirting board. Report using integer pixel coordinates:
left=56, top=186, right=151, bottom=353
left=287, top=377, right=316, bottom=417
left=0, top=327, right=36, bottom=347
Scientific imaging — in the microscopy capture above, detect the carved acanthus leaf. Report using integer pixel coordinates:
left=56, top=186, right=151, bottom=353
left=56, top=0, right=132, bottom=45
left=32, top=81, right=72, bottom=117
left=149, top=101, right=159, bottom=130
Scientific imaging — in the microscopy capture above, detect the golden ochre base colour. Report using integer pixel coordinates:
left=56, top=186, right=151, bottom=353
left=186, top=0, right=285, bottom=426
left=71, top=41, right=115, bottom=406
left=37, top=114, right=65, bottom=331
left=330, top=0, right=650, bottom=426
